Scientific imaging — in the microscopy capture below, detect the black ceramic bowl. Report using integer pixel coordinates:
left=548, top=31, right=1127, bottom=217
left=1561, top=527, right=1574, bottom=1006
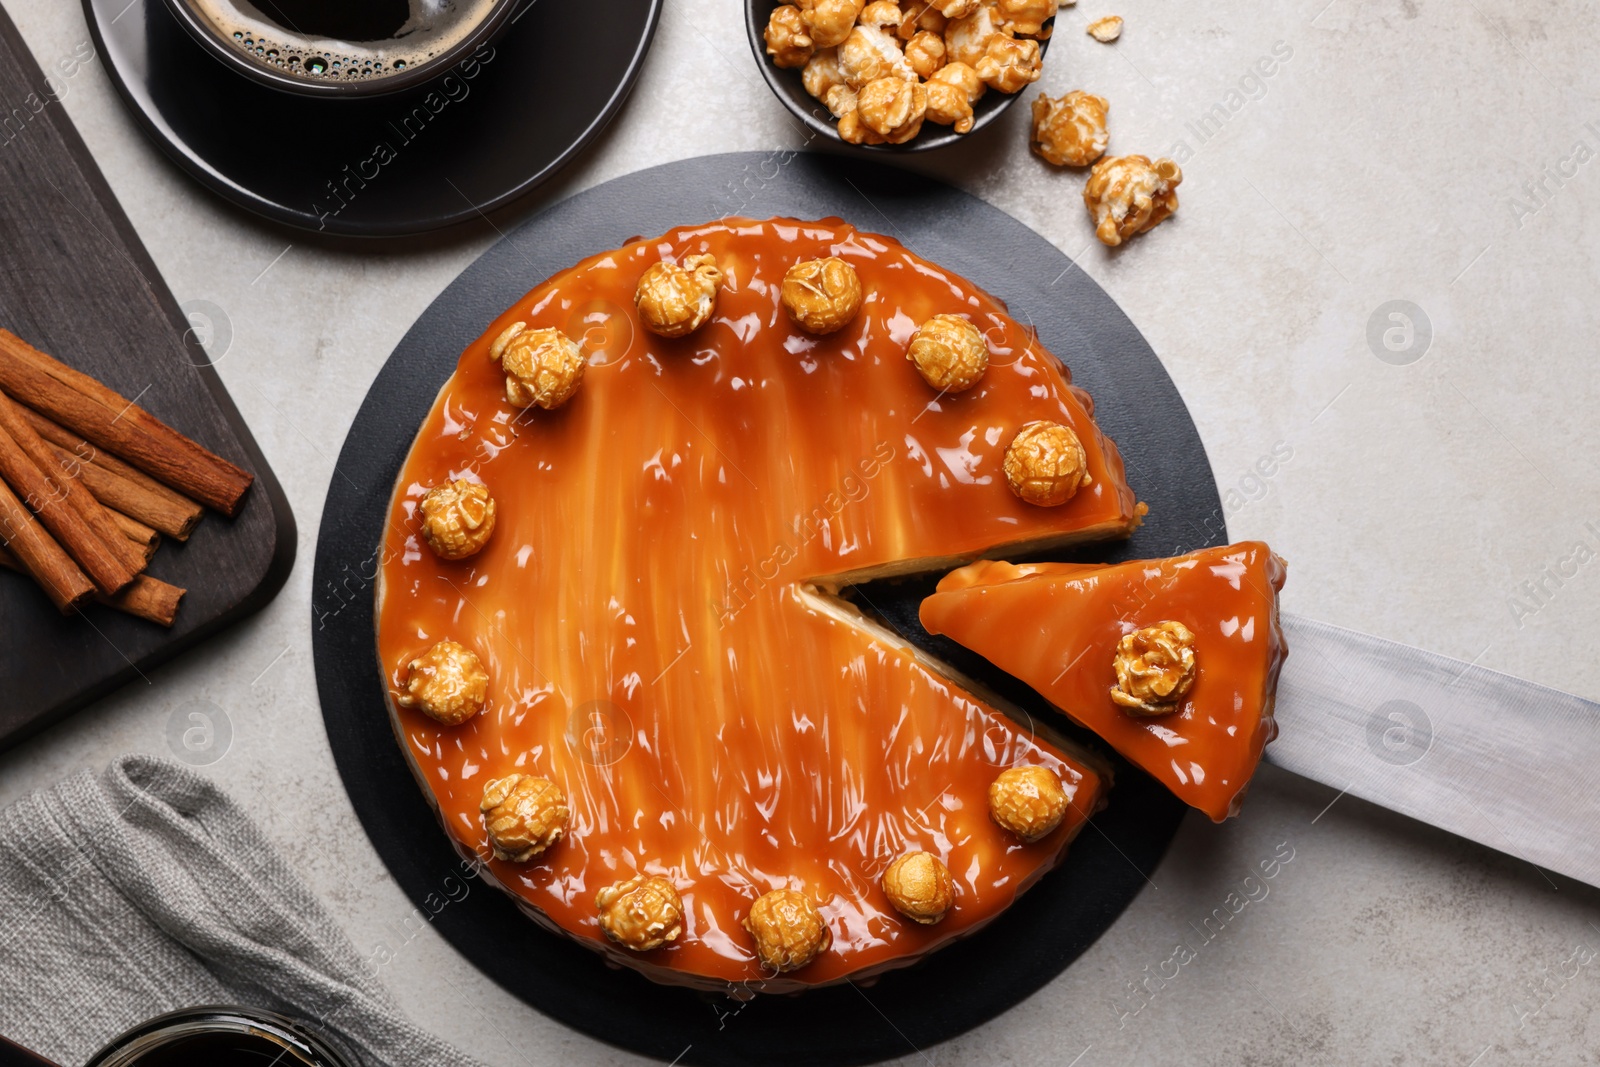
left=160, top=0, right=520, bottom=98
left=743, top=1, right=1050, bottom=152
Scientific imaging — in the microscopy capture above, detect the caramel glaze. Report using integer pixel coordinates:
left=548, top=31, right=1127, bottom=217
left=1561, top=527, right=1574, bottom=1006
left=375, top=218, right=1144, bottom=992
left=920, top=543, right=1288, bottom=823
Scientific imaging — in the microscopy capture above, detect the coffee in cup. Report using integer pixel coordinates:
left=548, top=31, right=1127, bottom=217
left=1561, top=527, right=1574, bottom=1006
left=171, top=0, right=506, bottom=90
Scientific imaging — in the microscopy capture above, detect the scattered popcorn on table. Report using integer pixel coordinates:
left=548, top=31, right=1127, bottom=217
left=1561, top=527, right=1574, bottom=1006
left=1086, top=14, right=1122, bottom=42
left=1083, top=154, right=1182, bottom=246
left=1030, top=89, right=1108, bottom=167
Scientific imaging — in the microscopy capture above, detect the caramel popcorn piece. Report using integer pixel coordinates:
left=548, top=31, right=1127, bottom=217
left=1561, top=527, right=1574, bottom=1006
left=803, top=0, right=866, bottom=48
left=904, top=29, right=947, bottom=78
left=907, top=313, right=988, bottom=391
left=1004, top=420, right=1090, bottom=506
left=995, top=0, right=1059, bottom=38
left=765, top=5, right=816, bottom=68
left=595, top=875, right=685, bottom=952
left=744, top=888, right=832, bottom=971
left=943, top=2, right=1006, bottom=67
left=781, top=256, right=864, bottom=333
left=480, top=774, right=569, bottom=862
left=635, top=254, right=724, bottom=338
left=975, top=35, right=1041, bottom=93
left=838, top=23, right=915, bottom=88
left=925, top=61, right=984, bottom=132
left=858, top=0, right=902, bottom=28
left=837, top=105, right=887, bottom=144
left=857, top=76, right=929, bottom=143
left=1111, top=620, right=1198, bottom=716
left=489, top=323, right=586, bottom=410
left=988, top=765, right=1069, bottom=842
left=1083, top=154, right=1182, bottom=246
left=418, top=479, right=496, bottom=561
left=896, top=0, right=949, bottom=38
left=396, top=639, right=488, bottom=726
left=826, top=83, right=862, bottom=119
left=931, top=0, right=980, bottom=17
left=802, top=47, right=846, bottom=101
left=1086, top=14, right=1122, bottom=42
left=881, top=851, right=955, bottom=924
left=1030, top=90, right=1109, bottom=167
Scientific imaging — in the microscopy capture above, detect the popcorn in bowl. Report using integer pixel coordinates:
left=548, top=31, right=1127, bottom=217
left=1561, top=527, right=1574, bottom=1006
left=761, top=0, right=1057, bottom=146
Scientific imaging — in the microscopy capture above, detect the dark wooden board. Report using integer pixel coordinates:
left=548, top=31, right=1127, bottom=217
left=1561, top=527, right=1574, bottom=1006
left=313, top=152, right=1220, bottom=1065
left=0, top=3, right=295, bottom=751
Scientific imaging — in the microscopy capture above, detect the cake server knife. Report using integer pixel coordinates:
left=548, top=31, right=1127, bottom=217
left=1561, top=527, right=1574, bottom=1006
left=1265, top=614, right=1600, bottom=890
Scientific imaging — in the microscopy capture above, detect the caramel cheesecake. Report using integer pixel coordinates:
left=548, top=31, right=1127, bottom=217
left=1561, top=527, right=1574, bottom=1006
left=375, top=217, right=1145, bottom=991
left=920, top=543, right=1288, bottom=822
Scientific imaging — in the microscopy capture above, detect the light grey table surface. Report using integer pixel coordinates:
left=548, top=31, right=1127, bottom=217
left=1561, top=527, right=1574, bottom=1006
left=3, top=1, right=1599, bottom=1064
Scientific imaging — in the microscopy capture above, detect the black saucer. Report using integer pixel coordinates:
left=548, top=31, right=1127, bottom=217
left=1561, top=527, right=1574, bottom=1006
left=312, top=153, right=1217, bottom=1065
left=83, top=0, right=661, bottom=237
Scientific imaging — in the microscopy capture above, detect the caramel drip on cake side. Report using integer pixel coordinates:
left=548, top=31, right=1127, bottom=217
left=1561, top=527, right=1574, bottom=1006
left=376, top=218, right=1138, bottom=988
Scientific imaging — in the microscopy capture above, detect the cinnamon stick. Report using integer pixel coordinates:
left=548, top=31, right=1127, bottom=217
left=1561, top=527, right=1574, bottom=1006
left=0, top=329, right=253, bottom=515
left=0, top=398, right=140, bottom=594
left=37, top=431, right=203, bottom=541
left=2, top=385, right=152, bottom=573
left=0, top=479, right=94, bottom=612
left=0, top=546, right=183, bottom=626
left=108, top=509, right=160, bottom=564
left=96, top=573, right=185, bottom=627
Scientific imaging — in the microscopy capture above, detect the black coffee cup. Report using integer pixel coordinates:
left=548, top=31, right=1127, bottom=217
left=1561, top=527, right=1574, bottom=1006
left=83, top=1006, right=358, bottom=1067
left=159, top=0, right=518, bottom=97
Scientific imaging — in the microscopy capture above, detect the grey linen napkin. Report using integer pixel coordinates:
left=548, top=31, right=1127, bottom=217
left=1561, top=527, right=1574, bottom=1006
left=0, top=754, right=488, bottom=1067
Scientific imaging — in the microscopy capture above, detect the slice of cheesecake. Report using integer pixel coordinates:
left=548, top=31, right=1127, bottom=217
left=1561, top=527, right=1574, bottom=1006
left=920, top=543, right=1287, bottom=821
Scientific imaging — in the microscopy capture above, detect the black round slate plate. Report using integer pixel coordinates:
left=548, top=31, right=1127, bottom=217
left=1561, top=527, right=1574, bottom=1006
left=83, top=0, right=660, bottom=237
left=312, top=152, right=1221, bottom=1066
